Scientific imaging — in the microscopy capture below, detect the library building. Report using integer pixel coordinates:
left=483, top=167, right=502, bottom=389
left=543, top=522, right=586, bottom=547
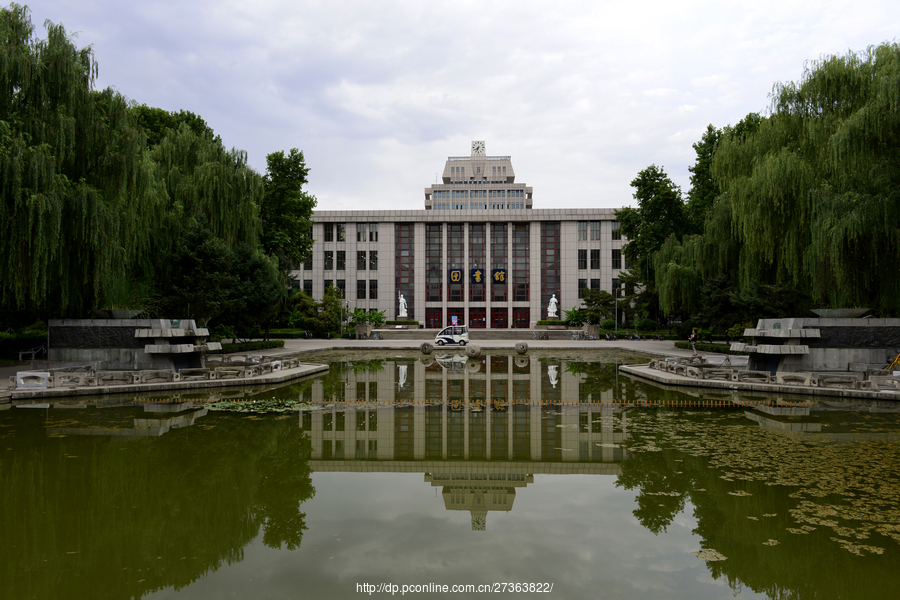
left=291, top=141, right=626, bottom=329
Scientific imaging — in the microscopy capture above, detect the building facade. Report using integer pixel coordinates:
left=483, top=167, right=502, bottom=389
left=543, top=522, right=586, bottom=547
left=292, top=141, right=626, bottom=328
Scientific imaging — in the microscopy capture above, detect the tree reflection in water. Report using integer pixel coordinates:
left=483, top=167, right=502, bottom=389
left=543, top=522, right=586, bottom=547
left=0, top=410, right=314, bottom=599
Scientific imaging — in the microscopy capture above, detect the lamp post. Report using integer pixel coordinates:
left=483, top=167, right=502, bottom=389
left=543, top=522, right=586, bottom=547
left=340, top=290, right=350, bottom=338
left=614, top=282, right=622, bottom=337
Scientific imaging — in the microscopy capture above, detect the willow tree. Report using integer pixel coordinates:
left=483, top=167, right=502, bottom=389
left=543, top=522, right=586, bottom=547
left=147, top=122, right=265, bottom=321
left=712, top=44, right=900, bottom=314
left=150, top=122, right=262, bottom=250
left=0, top=4, right=160, bottom=315
left=654, top=116, right=759, bottom=317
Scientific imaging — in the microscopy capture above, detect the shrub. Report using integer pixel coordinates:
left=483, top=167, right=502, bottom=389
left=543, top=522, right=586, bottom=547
left=635, top=317, right=657, bottom=331
left=727, top=321, right=753, bottom=339
left=210, top=340, right=285, bottom=354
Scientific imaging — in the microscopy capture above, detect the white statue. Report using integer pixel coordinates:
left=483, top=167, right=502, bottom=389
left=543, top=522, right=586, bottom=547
left=398, top=364, right=407, bottom=389
left=547, top=294, right=558, bottom=318
left=398, top=293, right=408, bottom=318
left=548, top=365, right=558, bottom=388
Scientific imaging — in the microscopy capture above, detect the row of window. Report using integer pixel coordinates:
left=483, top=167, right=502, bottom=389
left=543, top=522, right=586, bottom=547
left=318, top=435, right=621, bottom=462
left=577, top=249, right=626, bottom=270
left=576, top=221, right=622, bottom=241
left=313, top=246, right=621, bottom=272
left=292, top=279, right=381, bottom=300
left=320, top=440, right=378, bottom=460
left=301, top=279, right=380, bottom=300
left=434, top=202, right=526, bottom=210
left=319, top=410, right=378, bottom=432
left=323, top=250, right=378, bottom=271
left=434, top=202, right=525, bottom=210
left=577, top=279, right=625, bottom=299
left=448, top=165, right=507, bottom=175
left=323, top=222, right=379, bottom=243
left=434, top=189, right=524, bottom=198
left=321, top=220, right=619, bottom=242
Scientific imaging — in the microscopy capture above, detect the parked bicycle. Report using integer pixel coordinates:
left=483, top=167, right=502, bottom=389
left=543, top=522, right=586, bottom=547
left=532, top=331, right=549, bottom=340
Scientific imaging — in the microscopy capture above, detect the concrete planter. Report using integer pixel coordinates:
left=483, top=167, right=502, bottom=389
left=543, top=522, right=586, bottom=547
left=356, top=325, right=373, bottom=339
left=583, top=324, right=600, bottom=338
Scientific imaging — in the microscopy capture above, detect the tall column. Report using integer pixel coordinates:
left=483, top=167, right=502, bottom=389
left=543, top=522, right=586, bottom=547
left=442, top=221, right=448, bottom=325
left=464, top=222, right=470, bottom=323
left=486, top=221, right=492, bottom=329
left=530, top=221, right=541, bottom=325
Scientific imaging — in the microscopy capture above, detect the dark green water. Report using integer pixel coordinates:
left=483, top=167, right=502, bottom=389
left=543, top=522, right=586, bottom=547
left=2, top=352, right=900, bottom=599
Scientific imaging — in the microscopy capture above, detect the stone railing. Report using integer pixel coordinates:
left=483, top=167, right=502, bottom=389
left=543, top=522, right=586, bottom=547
left=647, top=356, right=899, bottom=391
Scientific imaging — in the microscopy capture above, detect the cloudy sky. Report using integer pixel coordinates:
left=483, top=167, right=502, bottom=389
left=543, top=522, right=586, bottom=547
left=25, top=0, right=899, bottom=211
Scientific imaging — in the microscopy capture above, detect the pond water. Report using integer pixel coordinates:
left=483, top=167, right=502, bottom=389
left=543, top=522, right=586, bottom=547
left=2, top=350, right=900, bottom=599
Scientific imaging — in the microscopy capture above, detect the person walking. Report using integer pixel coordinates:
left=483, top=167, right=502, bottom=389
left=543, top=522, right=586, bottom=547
left=689, top=329, right=698, bottom=356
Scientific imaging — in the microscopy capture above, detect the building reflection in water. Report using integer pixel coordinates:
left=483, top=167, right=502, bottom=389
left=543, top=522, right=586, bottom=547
left=44, top=402, right=208, bottom=437
left=299, top=354, right=629, bottom=530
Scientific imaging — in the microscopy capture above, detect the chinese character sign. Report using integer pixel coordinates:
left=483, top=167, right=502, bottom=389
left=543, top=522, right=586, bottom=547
left=492, top=269, right=506, bottom=283
left=449, top=269, right=462, bottom=283
left=471, top=269, right=483, bottom=284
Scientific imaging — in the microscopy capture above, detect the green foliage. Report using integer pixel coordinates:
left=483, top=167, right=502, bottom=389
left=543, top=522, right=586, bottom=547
left=657, top=45, right=900, bottom=318
left=0, top=5, right=160, bottom=316
left=211, top=340, right=285, bottom=353
left=316, top=284, right=342, bottom=333
left=150, top=121, right=262, bottom=250
left=685, top=124, right=722, bottom=234
left=210, top=324, right=235, bottom=342
left=155, top=222, right=286, bottom=334
left=694, top=275, right=813, bottom=333
left=260, top=149, right=317, bottom=272
left=674, top=340, right=746, bottom=355
left=711, top=45, right=900, bottom=313
left=349, top=308, right=386, bottom=328
left=581, top=289, right=616, bottom=324
left=221, top=245, right=287, bottom=338
left=0, top=5, right=322, bottom=327
left=727, top=321, right=753, bottom=339
left=601, top=318, right=616, bottom=330
left=0, top=335, right=46, bottom=360
left=156, top=223, right=238, bottom=324
left=130, top=104, right=216, bottom=148
left=352, top=359, right=385, bottom=373
left=563, top=307, right=585, bottom=327
left=635, top=317, right=657, bottom=331
left=616, top=165, right=687, bottom=284
left=287, top=291, right=318, bottom=330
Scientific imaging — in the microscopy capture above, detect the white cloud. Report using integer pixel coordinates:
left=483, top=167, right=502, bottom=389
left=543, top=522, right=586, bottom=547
left=25, top=0, right=900, bottom=210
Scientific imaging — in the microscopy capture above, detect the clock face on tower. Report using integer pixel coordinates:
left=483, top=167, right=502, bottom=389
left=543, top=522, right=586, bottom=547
left=471, top=140, right=485, bottom=155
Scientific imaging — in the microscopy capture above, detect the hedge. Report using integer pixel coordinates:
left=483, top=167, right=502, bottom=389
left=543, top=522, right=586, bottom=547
left=268, top=329, right=315, bottom=339
left=210, top=340, right=285, bottom=354
left=0, top=335, right=47, bottom=360
left=674, top=341, right=748, bottom=355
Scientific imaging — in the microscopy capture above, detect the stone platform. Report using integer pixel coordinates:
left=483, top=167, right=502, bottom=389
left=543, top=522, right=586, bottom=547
left=620, top=360, right=900, bottom=402
left=3, top=358, right=327, bottom=402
